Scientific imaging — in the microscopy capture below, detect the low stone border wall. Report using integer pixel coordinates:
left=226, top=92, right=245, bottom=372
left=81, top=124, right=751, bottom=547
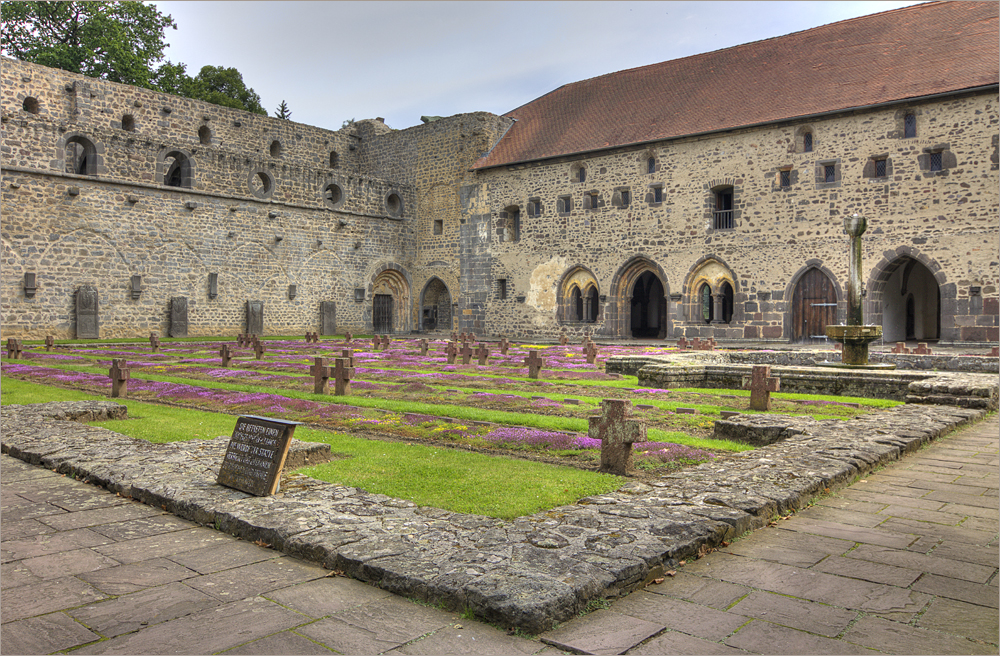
left=1, top=401, right=990, bottom=633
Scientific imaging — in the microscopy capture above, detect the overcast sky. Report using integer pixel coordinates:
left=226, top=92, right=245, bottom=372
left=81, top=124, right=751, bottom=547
left=149, top=1, right=924, bottom=132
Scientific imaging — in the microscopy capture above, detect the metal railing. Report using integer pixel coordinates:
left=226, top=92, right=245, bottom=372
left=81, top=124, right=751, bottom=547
left=714, top=210, right=734, bottom=230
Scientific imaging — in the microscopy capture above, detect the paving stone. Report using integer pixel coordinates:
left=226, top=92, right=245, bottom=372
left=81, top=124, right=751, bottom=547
left=728, top=590, right=858, bottom=637
left=0, top=575, right=107, bottom=623
left=846, top=544, right=995, bottom=583
left=168, top=539, right=282, bottom=574
left=957, top=516, right=999, bottom=534
left=937, top=502, right=999, bottom=521
left=1, top=527, right=112, bottom=562
left=0, top=611, right=101, bottom=654
left=0, top=561, right=44, bottom=590
left=904, top=480, right=991, bottom=496
left=912, top=573, right=999, bottom=608
left=929, top=540, right=1000, bottom=568
left=876, top=468, right=959, bottom=484
left=93, top=527, right=232, bottom=564
left=265, top=577, right=394, bottom=617
left=297, top=616, right=406, bottom=654
left=877, top=517, right=995, bottom=546
left=306, top=595, right=455, bottom=647
left=72, top=597, right=308, bottom=655
left=644, top=571, right=750, bottom=610
left=916, top=597, right=1000, bottom=645
left=78, top=557, right=200, bottom=595
left=36, top=500, right=163, bottom=531
left=628, top=629, right=747, bottom=654
left=839, top=489, right=948, bottom=512
left=394, top=622, right=539, bottom=655
left=68, top=580, right=222, bottom=637
left=725, top=619, right=874, bottom=655
left=842, top=615, right=997, bottom=655
left=611, top=592, right=747, bottom=640
left=795, top=505, right=887, bottom=528
left=879, top=504, right=974, bottom=526
left=87, top=514, right=194, bottom=541
left=780, top=517, right=918, bottom=549
left=540, top=608, right=664, bottom=655
left=812, top=555, right=922, bottom=588
left=1, top=518, right=55, bottom=541
left=905, top=534, right=941, bottom=554
left=721, top=527, right=854, bottom=567
left=843, top=481, right=936, bottom=499
left=222, top=631, right=336, bottom=654
left=184, top=556, right=326, bottom=602
left=21, top=547, right=121, bottom=580
left=815, top=497, right=886, bottom=514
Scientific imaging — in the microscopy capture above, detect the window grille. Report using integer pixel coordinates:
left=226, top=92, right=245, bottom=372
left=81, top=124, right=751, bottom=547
left=714, top=189, right=734, bottom=229
left=904, top=114, right=916, bottom=138
left=824, top=165, right=836, bottom=183
left=780, top=170, right=790, bottom=187
left=647, top=157, right=655, bottom=174
left=803, top=132, right=813, bottom=152
left=578, top=168, right=586, bottom=183
left=930, top=152, right=942, bottom=171
left=875, top=159, right=886, bottom=177
left=620, top=190, right=630, bottom=208
left=653, top=186, right=662, bottom=203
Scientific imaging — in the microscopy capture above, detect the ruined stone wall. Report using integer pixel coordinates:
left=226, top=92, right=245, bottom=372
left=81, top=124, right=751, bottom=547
left=474, top=91, right=999, bottom=344
left=1, top=59, right=417, bottom=338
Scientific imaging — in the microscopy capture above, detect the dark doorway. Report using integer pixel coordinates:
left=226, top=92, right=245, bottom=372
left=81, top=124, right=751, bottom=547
left=373, top=294, right=393, bottom=333
left=630, top=271, right=665, bottom=338
left=905, top=295, right=916, bottom=340
left=792, top=268, right=837, bottom=342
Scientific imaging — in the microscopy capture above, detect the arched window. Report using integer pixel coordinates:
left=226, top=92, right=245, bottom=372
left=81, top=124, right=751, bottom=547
left=586, top=286, right=599, bottom=322
left=160, top=151, right=193, bottom=188
left=198, top=126, right=212, bottom=145
left=269, top=140, right=282, bottom=158
left=720, top=281, right=734, bottom=323
left=803, top=132, right=813, bottom=152
left=700, top=284, right=714, bottom=323
left=63, top=135, right=99, bottom=176
left=571, top=287, right=583, bottom=321
left=329, top=151, right=339, bottom=168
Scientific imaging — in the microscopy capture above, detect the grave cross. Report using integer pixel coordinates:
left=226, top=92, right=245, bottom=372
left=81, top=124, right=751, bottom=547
left=585, top=342, right=598, bottom=365
left=305, top=332, right=318, bottom=343
left=108, top=358, right=129, bottom=398
left=445, top=341, right=458, bottom=364
left=44, top=335, right=55, bottom=351
left=891, top=342, right=910, bottom=354
left=700, top=338, right=716, bottom=351
left=475, top=343, right=490, bottom=365
left=559, top=333, right=568, bottom=346
left=419, top=339, right=429, bottom=356
left=381, top=335, right=391, bottom=349
left=690, top=337, right=703, bottom=350
left=6, top=338, right=23, bottom=359
left=460, top=342, right=474, bottom=365
left=744, top=365, right=780, bottom=411
left=525, top=351, right=544, bottom=379
left=340, top=348, right=355, bottom=366
left=581, top=334, right=592, bottom=348
left=149, top=333, right=160, bottom=352
left=219, top=344, right=232, bottom=367
left=498, top=337, right=510, bottom=355
left=237, top=333, right=247, bottom=347
left=450, top=331, right=458, bottom=341
left=310, top=357, right=332, bottom=394
left=343, top=332, right=352, bottom=344
left=459, top=332, right=468, bottom=342
left=334, top=357, right=354, bottom=396
left=588, top=399, right=646, bottom=475
left=676, top=337, right=689, bottom=350
left=253, top=340, right=266, bottom=360
left=913, top=343, right=933, bottom=355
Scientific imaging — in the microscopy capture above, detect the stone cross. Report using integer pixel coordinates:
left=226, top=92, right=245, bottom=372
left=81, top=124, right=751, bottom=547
left=458, top=332, right=468, bottom=342
left=891, top=342, right=910, bottom=354
left=913, top=343, right=933, bottom=355
left=676, top=337, right=689, bottom=349
left=381, top=335, right=392, bottom=349
left=108, top=358, right=129, bottom=398
left=475, top=343, right=490, bottom=365
left=305, top=332, right=317, bottom=343
left=588, top=399, right=646, bottom=475
left=149, top=333, right=160, bottom=352
left=419, top=339, right=429, bottom=356
left=343, top=332, right=352, bottom=344
left=582, top=334, right=592, bottom=348
left=44, top=335, right=54, bottom=351
left=498, top=337, right=509, bottom=355
left=690, top=338, right=702, bottom=350
left=700, top=338, right=716, bottom=351
left=6, top=338, right=23, bottom=359
left=460, top=343, right=474, bottom=365
left=310, top=357, right=332, bottom=394
left=525, top=351, right=544, bottom=379
left=334, top=357, right=354, bottom=396
left=559, top=333, right=568, bottom=346
left=744, top=365, right=780, bottom=411
left=445, top=341, right=458, bottom=364
left=253, top=340, right=266, bottom=360
left=340, top=348, right=355, bottom=366
left=585, top=342, right=598, bottom=364
left=450, top=331, right=458, bottom=341
left=237, top=333, right=247, bottom=347
left=219, top=344, right=232, bottom=367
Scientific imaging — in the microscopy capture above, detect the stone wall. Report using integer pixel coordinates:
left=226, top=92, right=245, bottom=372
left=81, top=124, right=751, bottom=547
left=471, top=91, right=999, bottom=344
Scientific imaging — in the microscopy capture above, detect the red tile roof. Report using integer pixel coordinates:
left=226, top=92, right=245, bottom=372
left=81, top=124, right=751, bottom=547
left=472, top=1, right=998, bottom=170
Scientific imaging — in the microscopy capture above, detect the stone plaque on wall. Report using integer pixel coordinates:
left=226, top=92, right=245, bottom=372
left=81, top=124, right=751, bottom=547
left=170, top=297, right=188, bottom=337
left=246, top=300, right=263, bottom=335
left=217, top=415, right=300, bottom=496
left=76, top=285, right=99, bottom=339
left=320, top=301, right=336, bottom=335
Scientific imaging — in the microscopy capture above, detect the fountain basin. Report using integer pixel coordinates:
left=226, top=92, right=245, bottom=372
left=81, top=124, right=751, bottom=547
left=823, top=325, right=896, bottom=369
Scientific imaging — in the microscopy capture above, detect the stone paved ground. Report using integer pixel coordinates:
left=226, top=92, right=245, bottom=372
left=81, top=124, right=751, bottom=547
left=1, top=416, right=996, bottom=655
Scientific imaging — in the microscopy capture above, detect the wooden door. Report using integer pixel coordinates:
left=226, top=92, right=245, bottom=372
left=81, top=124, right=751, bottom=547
left=373, top=294, right=393, bottom=334
left=792, top=269, right=837, bottom=342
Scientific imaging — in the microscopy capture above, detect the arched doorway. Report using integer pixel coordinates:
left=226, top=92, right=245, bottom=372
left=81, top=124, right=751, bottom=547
left=370, top=266, right=410, bottom=334
left=631, top=271, right=666, bottom=338
left=419, top=278, right=451, bottom=331
left=879, top=257, right=940, bottom=342
left=791, top=268, right=838, bottom=342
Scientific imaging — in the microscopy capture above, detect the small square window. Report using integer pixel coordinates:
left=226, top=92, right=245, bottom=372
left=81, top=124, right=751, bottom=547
left=559, top=196, right=572, bottom=213
left=929, top=152, right=942, bottom=171
left=904, top=114, right=916, bottom=138
left=875, top=159, right=887, bottom=177
left=620, top=190, right=630, bottom=208
left=527, top=199, right=541, bottom=217
left=779, top=170, right=790, bottom=187
left=433, top=219, right=443, bottom=235
left=824, top=165, right=836, bottom=183
left=652, top=186, right=663, bottom=203
left=498, top=279, right=507, bottom=299
left=587, top=193, right=599, bottom=210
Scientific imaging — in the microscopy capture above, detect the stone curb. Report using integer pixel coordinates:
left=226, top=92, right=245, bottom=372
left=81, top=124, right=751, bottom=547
left=0, top=401, right=988, bottom=633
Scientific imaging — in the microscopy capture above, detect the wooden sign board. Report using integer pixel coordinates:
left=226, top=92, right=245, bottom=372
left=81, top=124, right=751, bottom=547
left=217, top=415, right=301, bottom=496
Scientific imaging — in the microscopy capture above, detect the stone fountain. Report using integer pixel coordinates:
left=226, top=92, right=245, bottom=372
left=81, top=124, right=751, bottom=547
left=823, top=214, right=894, bottom=369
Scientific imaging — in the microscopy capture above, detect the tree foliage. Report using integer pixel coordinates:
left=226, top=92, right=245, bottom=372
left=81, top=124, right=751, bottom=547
left=274, top=100, right=291, bottom=120
left=1, top=1, right=176, bottom=89
left=2, top=1, right=268, bottom=115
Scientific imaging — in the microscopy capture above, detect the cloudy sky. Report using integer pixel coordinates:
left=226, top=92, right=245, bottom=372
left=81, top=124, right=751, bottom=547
left=149, top=1, right=924, bottom=132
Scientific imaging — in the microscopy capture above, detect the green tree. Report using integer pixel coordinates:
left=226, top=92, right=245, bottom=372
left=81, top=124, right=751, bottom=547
left=186, top=65, right=266, bottom=115
left=274, top=100, right=291, bottom=120
left=1, top=1, right=176, bottom=89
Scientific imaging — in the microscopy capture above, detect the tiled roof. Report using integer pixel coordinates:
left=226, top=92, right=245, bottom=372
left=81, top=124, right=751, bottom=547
left=472, top=1, right=998, bottom=170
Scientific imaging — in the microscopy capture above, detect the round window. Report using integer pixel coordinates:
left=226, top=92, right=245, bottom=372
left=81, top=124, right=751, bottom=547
left=322, top=183, right=344, bottom=209
left=248, top=170, right=275, bottom=199
left=386, top=193, right=402, bottom=217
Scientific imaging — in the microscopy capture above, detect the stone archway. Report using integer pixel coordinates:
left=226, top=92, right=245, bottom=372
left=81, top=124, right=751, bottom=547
left=419, top=277, right=452, bottom=331
left=608, top=257, right=669, bottom=339
left=871, top=256, right=941, bottom=342
left=369, top=265, right=411, bottom=334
